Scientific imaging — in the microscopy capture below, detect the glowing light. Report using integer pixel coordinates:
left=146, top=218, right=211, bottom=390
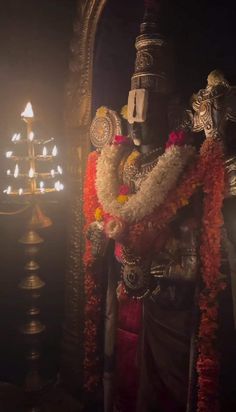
left=42, top=147, right=47, bottom=156
left=39, top=181, right=45, bottom=193
left=57, top=165, right=63, bottom=174
left=29, top=167, right=34, bottom=178
left=12, top=133, right=20, bottom=142
left=29, top=131, right=34, bottom=141
left=14, top=164, right=19, bottom=178
left=52, top=145, right=57, bottom=156
left=6, top=169, right=11, bottom=176
left=54, top=181, right=64, bottom=191
left=3, top=186, right=12, bottom=194
left=50, top=169, right=55, bottom=177
left=6, top=151, right=13, bottom=158
left=21, top=102, right=34, bottom=118
left=18, top=188, right=23, bottom=195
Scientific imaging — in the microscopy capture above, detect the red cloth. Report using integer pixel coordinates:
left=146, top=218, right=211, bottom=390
left=115, top=300, right=142, bottom=412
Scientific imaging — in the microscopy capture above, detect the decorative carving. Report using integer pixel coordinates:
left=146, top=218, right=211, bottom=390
left=135, top=50, right=154, bottom=72
left=130, top=7, right=169, bottom=94
left=90, top=107, right=122, bottom=149
left=180, top=70, right=236, bottom=138
left=65, top=0, right=107, bottom=128
left=62, top=0, right=107, bottom=393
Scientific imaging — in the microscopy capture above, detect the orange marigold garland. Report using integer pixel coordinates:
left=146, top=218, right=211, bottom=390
left=83, top=151, right=103, bottom=391
left=197, top=139, right=226, bottom=412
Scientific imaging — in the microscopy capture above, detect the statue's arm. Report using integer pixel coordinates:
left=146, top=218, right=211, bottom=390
left=151, top=223, right=198, bottom=282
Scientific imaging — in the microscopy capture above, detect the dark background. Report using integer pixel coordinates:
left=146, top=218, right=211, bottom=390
left=0, top=0, right=236, bottom=390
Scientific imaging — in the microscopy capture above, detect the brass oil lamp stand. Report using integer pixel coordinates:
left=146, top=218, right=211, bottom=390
left=3, top=102, right=64, bottom=410
left=19, top=203, right=52, bottom=396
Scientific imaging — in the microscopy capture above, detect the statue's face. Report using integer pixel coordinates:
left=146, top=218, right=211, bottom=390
left=128, top=120, right=156, bottom=146
left=127, top=89, right=168, bottom=147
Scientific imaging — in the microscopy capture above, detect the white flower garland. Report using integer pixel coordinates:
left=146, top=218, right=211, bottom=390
left=96, top=143, right=195, bottom=223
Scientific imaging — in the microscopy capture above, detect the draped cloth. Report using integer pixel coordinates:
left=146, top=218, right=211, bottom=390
left=114, top=299, right=142, bottom=412
left=112, top=290, right=194, bottom=412
left=137, top=298, right=193, bottom=412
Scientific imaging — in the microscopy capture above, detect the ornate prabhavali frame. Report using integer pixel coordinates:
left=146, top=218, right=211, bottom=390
left=62, top=0, right=107, bottom=392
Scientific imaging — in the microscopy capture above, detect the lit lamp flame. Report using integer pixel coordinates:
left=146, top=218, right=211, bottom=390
left=29, top=131, right=34, bottom=141
left=52, top=145, right=57, bottom=156
left=12, top=133, right=21, bottom=142
left=29, top=167, right=34, bottom=178
left=42, top=147, right=47, bottom=156
left=54, top=181, right=64, bottom=191
left=14, top=164, right=19, bottom=178
left=57, top=166, right=63, bottom=175
left=19, top=188, right=23, bottom=195
left=6, top=169, right=11, bottom=176
left=21, top=102, right=34, bottom=118
left=50, top=169, right=55, bottom=177
left=3, top=186, right=12, bottom=194
left=39, top=181, right=45, bottom=193
left=6, top=151, right=13, bottom=158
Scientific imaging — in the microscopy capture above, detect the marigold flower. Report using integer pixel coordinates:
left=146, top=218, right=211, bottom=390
left=96, top=106, right=107, bottom=117
left=127, top=150, right=140, bottom=165
left=117, top=194, right=129, bottom=204
left=121, top=104, right=128, bottom=120
left=94, top=207, right=103, bottom=221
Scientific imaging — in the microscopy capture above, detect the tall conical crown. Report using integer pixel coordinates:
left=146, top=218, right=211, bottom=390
left=131, top=0, right=168, bottom=94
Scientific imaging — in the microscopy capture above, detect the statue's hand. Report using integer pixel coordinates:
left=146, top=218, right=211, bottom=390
left=86, top=221, right=109, bottom=258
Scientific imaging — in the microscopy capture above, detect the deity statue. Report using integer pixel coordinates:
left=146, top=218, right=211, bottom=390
left=83, top=1, right=236, bottom=412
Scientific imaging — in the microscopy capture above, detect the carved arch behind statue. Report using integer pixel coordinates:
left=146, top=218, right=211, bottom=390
left=62, top=0, right=108, bottom=393
left=62, top=0, right=144, bottom=393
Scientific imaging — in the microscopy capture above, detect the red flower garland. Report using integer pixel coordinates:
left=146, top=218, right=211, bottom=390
left=83, top=151, right=103, bottom=391
left=83, top=138, right=226, bottom=411
left=197, top=139, right=225, bottom=412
